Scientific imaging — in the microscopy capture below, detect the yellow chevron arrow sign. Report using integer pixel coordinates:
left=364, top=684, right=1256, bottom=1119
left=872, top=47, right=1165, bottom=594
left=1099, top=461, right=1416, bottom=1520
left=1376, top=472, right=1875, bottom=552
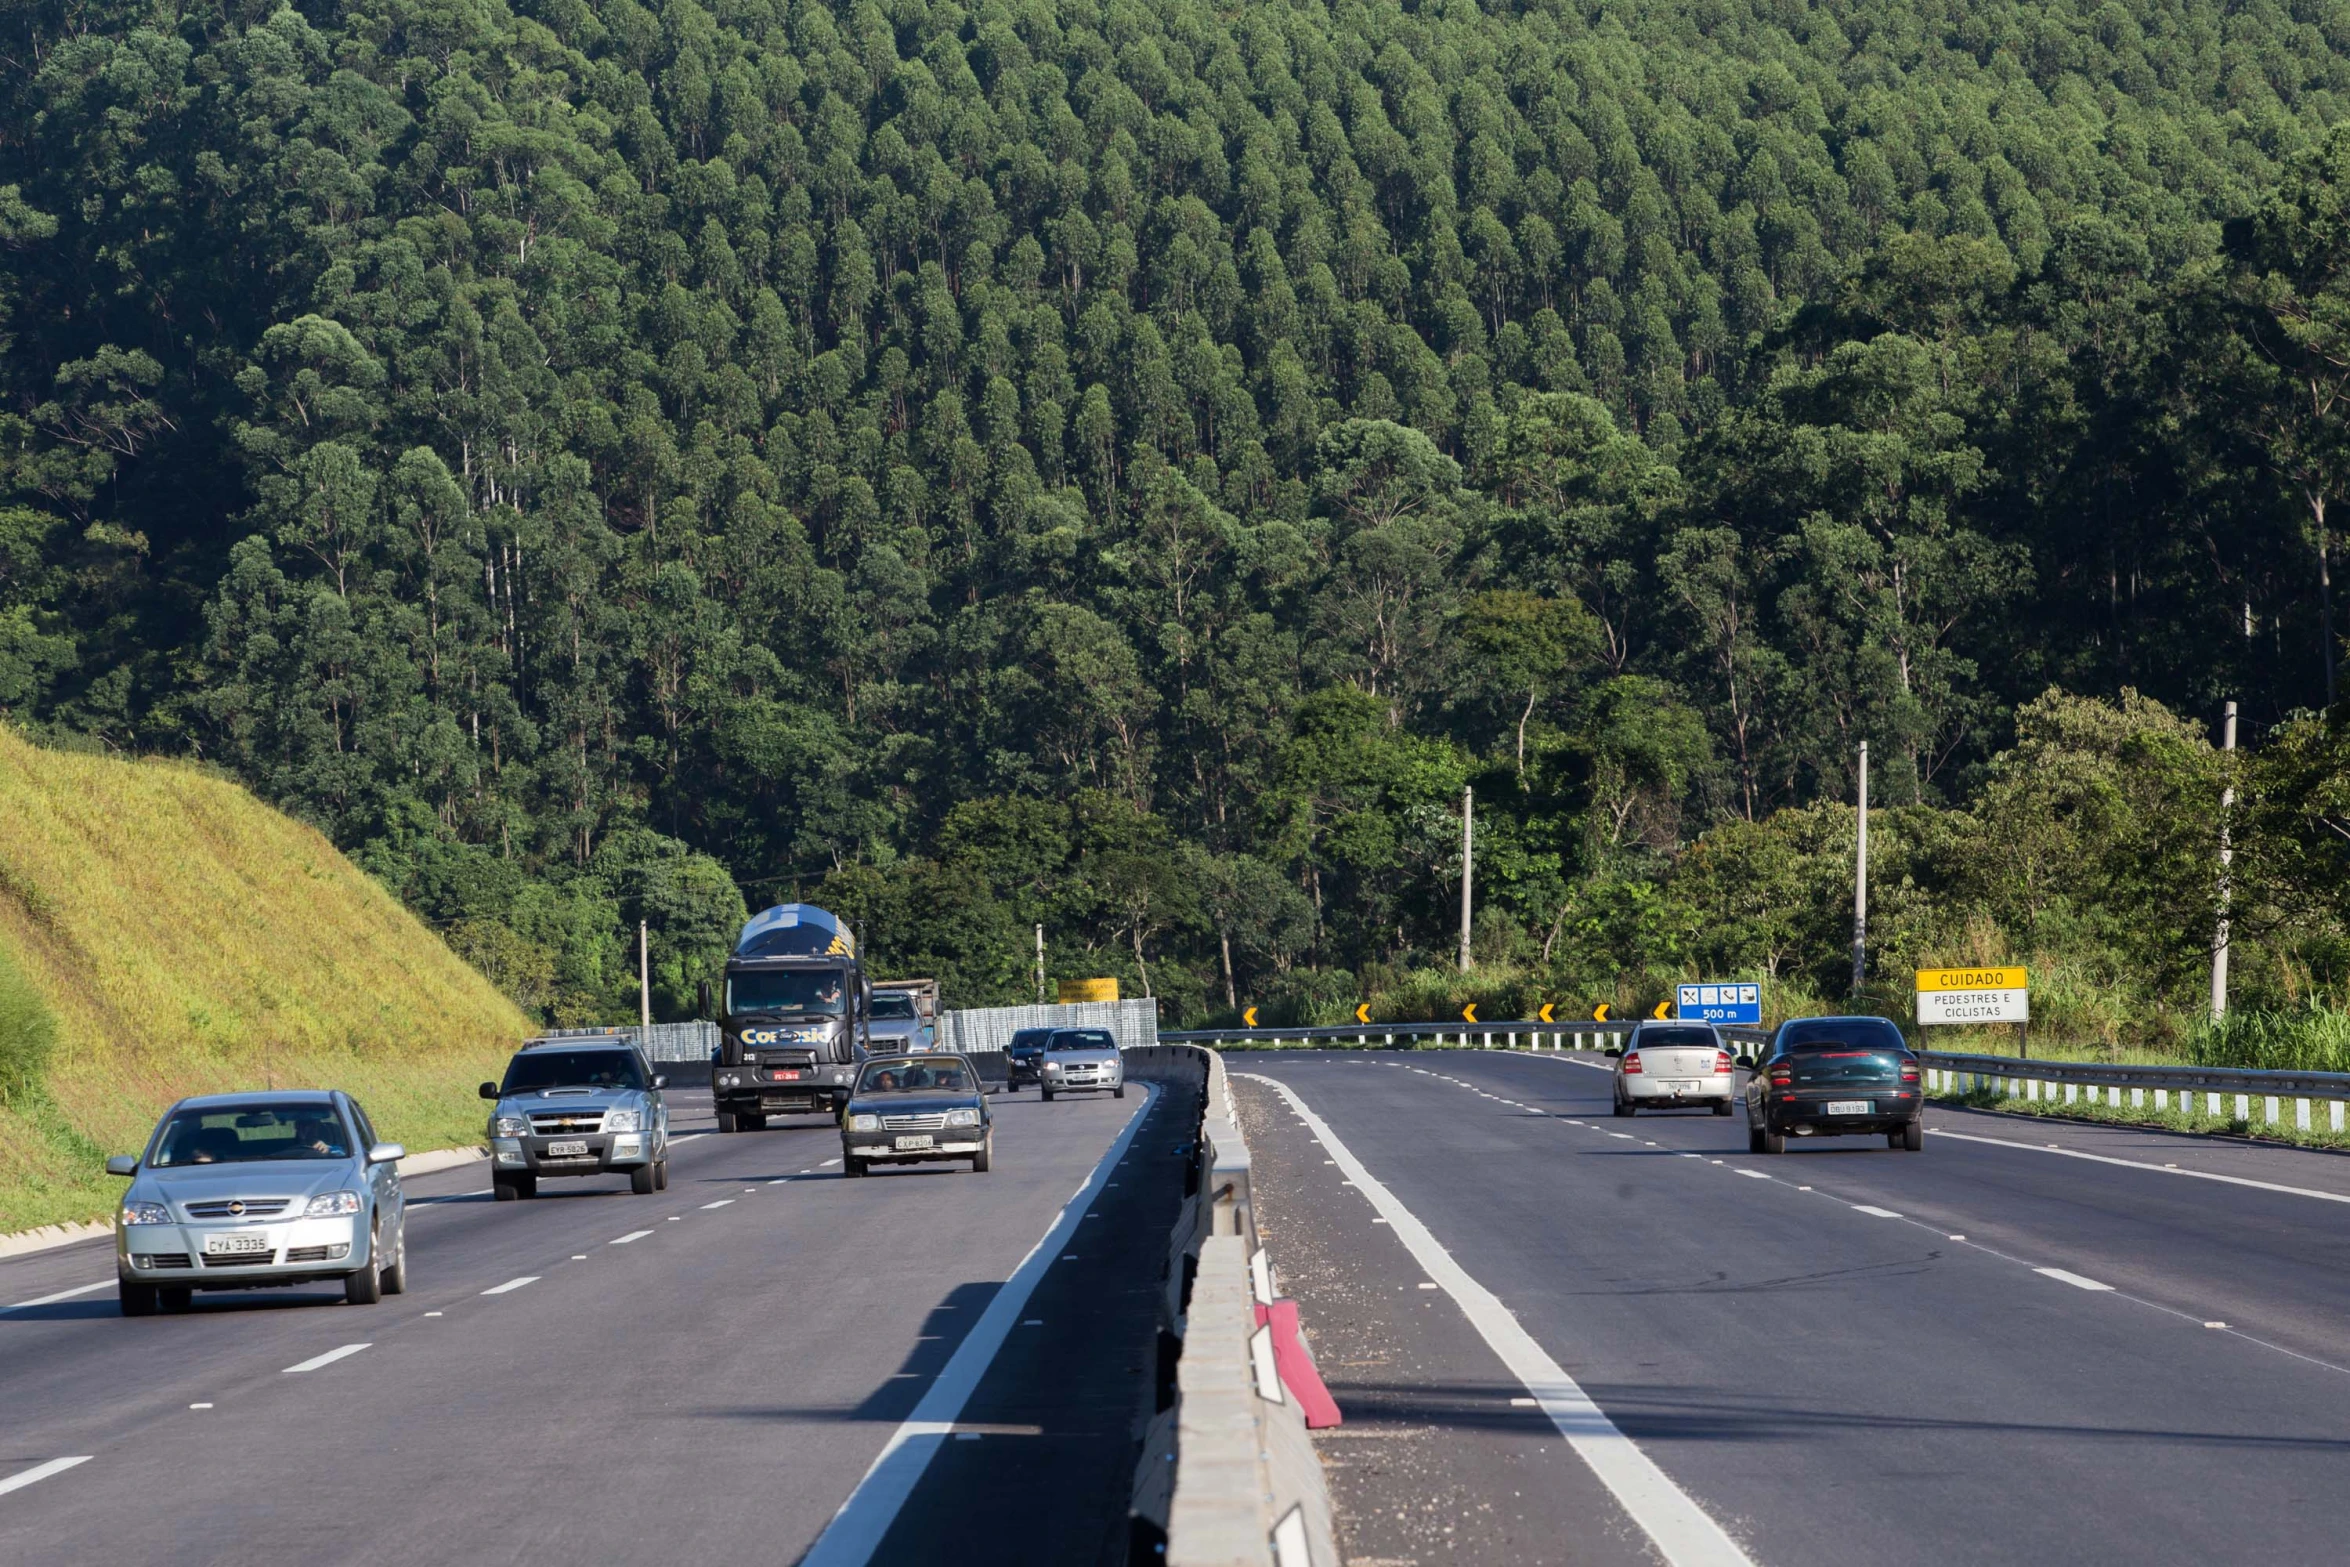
left=1355, top=1002, right=1372, bottom=1024
left=1593, top=1002, right=1611, bottom=1022
left=1462, top=1002, right=1479, bottom=1024
left=1242, top=1005, right=1258, bottom=1027
left=1537, top=1003, right=1555, bottom=1023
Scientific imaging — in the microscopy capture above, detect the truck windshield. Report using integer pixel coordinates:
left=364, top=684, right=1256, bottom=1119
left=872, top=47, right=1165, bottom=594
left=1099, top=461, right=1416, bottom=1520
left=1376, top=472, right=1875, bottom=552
left=728, top=970, right=846, bottom=1016
left=870, top=993, right=918, bottom=1019
left=502, top=1050, right=647, bottom=1093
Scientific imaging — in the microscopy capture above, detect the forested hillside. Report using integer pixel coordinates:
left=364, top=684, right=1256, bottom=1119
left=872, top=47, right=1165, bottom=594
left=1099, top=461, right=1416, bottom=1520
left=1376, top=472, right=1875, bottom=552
left=7, top=0, right=2350, bottom=1031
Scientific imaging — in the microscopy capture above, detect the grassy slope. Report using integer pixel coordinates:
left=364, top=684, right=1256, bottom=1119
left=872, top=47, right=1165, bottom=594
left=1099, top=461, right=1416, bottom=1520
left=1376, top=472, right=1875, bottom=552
left=0, top=727, right=532, bottom=1233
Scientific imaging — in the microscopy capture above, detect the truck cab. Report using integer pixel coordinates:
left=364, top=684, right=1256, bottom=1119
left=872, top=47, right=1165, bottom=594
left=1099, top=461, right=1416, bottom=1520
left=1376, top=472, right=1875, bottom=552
left=704, top=904, right=870, bottom=1133
left=868, top=978, right=940, bottom=1054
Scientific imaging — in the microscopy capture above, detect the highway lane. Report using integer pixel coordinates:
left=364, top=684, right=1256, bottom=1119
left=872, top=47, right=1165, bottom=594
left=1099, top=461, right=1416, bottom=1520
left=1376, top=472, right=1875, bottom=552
left=1231, top=1048, right=2350, bottom=1567
left=0, top=1080, right=1188, bottom=1566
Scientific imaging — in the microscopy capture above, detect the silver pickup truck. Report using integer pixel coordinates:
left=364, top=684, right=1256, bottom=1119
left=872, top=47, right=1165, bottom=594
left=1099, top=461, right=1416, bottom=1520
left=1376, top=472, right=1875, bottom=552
left=480, top=1034, right=669, bottom=1200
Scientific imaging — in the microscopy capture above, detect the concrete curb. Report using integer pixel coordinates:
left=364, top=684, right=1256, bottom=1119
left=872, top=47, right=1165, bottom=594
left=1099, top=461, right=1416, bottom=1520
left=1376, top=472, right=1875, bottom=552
left=0, top=1144, right=489, bottom=1261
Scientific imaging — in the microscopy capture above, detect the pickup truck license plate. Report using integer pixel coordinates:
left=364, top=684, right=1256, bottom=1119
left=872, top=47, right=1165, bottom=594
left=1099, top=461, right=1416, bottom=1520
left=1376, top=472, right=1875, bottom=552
left=894, top=1134, right=933, bottom=1151
left=1825, top=1101, right=1873, bottom=1116
left=204, top=1232, right=270, bottom=1256
left=547, top=1140, right=589, bottom=1156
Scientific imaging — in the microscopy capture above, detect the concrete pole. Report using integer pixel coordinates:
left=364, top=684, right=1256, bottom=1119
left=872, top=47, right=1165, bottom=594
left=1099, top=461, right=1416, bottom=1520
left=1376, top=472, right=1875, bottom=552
left=2212, top=701, right=2237, bottom=1022
left=638, top=919, right=652, bottom=1030
left=1034, top=923, right=1046, bottom=1005
left=1458, top=785, right=1475, bottom=973
left=1851, top=742, right=1869, bottom=993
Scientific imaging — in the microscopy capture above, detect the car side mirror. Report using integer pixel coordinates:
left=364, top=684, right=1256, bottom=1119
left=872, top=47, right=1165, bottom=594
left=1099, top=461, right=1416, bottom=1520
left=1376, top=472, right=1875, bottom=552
left=1603, top=1045, right=1622, bottom=1058
left=367, top=1142, right=405, bottom=1165
left=652, top=1075, right=667, bottom=1090
left=698, top=978, right=712, bottom=1018
left=478, top=1082, right=499, bottom=1100
left=1736, top=1054, right=1757, bottom=1069
left=105, top=1155, right=138, bottom=1177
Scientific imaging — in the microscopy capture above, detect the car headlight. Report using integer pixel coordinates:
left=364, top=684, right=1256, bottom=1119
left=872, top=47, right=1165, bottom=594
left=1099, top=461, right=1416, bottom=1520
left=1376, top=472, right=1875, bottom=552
left=304, top=1190, right=363, bottom=1217
left=719, top=1072, right=740, bottom=1088
left=603, top=1109, right=643, bottom=1133
left=120, top=1201, right=170, bottom=1226
left=492, top=1115, right=529, bottom=1137
left=849, top=1114, right=879, bottom=1132
left=1044, top=1060, right=1063, bottom=1071
left=946, top=1109, right=980, bottom=1127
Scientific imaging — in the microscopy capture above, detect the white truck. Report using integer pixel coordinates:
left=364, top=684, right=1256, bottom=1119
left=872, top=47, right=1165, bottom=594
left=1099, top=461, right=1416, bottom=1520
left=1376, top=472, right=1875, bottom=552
left=868, top=978, right=940, bottom=1053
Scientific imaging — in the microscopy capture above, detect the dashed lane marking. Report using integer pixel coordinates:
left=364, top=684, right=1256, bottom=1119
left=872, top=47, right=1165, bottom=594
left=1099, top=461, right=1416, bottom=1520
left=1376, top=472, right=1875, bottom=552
left=1851, top=1205, right=1902, bottom=1219
left=0, top=1457, right=90, bottom=1496
left=2, top=1281, right=111, bottom=1313
left=700, top=1200, right=735, bottom=1210
left=2035, top=1268, right=2115, bottom=1292
left=282, top=1343, right=370, bottom=1374
left=480, top=1276, right=539, bottom=1296
left=611, top=1231, right=653, bottom=1245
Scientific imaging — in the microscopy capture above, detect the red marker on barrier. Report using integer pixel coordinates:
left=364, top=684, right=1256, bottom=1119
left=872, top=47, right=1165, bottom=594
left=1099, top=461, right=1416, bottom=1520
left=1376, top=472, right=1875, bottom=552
left=1253, top=1299, right=1342, bottom=1428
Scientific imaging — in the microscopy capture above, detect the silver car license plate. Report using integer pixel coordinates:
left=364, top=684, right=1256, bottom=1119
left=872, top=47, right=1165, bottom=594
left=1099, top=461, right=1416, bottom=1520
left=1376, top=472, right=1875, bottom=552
left=204, top=1232, right=270, bottom=1256
left=1659, top=1079, right=1701, bottom=1090
left=547, top=1139, right=589, bottom=1156
left=894, top=1134, right=933, bottom=1151
left=1825, top=1100, right=1873, bottom=1116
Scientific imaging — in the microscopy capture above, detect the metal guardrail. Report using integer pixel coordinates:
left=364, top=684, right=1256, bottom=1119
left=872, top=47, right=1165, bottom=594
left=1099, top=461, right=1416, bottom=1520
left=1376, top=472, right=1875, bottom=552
left=1161, top=1020, right=1774, bottom=1054
left=1920, top=1050, right=2350, bottom=1134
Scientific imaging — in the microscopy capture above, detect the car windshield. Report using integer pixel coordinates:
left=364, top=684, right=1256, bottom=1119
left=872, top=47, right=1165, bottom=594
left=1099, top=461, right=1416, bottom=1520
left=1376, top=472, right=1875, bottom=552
left=1049, top=1031, right=1115, bottom=1052
left=151, top=1105, right=350, bottom=1166
left=856, top=1061, right=973, bottom=1093
left=728, top=969, right=846, bottom=1016
left=870, top=993, right=918, bottom=1019
left=1008, top=1030, right=1051, bottom=1052
left=501, top=1049, right=647, bottom=1093
left=1637, top=1027, right=1716, bottom=1048
left=1777, top=1019, right=1908, bottom=1055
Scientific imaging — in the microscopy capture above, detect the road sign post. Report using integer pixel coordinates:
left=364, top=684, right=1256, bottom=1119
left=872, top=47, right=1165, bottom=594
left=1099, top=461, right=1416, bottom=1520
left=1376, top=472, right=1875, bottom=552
left=1674, top=983, right=1762, bottom=1025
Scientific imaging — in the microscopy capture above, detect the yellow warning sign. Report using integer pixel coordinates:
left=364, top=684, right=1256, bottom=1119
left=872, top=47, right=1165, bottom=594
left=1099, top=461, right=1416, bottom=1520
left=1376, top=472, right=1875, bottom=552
left=1914, top=966, right=2027, bottom=993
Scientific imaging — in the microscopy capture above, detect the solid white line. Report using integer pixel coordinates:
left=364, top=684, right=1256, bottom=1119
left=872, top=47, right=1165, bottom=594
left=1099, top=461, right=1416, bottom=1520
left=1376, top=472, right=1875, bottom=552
left=480, top=1276, right=539, bottom=1295
left=1851, top=1205, right=1902, bottom=1218
left=1242, top=1073, right=1755, bottom=1567
left=2, top=1281, right=111, bottom=1312
left=282, top=1343, right=370, bottom=1374
left=1930, top=1127, right=2350, bottom=1207
left=2035, top=1267, right=2115, bottom=1292
left=798, top=1084, right=1159, bottom=1567
left=0, top=1456, right=90, bottom=1496
left=610, top=1230, right=654, bottom=1245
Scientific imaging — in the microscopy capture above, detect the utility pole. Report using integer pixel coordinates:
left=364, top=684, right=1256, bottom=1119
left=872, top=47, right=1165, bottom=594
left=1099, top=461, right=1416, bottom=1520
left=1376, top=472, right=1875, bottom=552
left=638, top=919, right=652, bottom=1030
left=1034, top=923, right=1046, bottom=1006
left=1458, top=785, right=1475, bottom=972
left=1851, top=742, right=1869, bottom=994
left=2212, top=701, right=2238, bottom=1021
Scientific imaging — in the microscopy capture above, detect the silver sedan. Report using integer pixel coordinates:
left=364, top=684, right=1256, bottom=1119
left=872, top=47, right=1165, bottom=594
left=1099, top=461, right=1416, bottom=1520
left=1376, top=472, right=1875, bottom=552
left=109, top=1090, right=408, bottom=1314
left=1610, top=1021, right=1736, bottom=1115
left=1039, top=1028, right=1126, bottom=1100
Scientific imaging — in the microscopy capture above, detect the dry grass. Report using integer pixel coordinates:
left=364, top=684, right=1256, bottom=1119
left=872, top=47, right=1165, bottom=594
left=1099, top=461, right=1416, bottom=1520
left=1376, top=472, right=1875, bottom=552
left=0, top=727, right=532, bottom=1233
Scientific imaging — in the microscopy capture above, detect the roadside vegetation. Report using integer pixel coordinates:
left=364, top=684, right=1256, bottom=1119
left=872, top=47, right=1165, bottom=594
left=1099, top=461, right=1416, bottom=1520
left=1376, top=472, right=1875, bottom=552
left=0, top=727, right=531, bottom=1233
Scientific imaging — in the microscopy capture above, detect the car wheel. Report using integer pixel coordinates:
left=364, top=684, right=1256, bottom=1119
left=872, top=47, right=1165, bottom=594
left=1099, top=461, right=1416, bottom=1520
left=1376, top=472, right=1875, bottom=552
left=158, top=1286, right=193, bottom=1313
left=1712, top=1097, right=1733, bottom=1116
left=844, top=1157, right=867, bottom=1178
left=118, top=1280, right=158, bottom=1317
left=1761, top=1126, right=1787, bottom=1155
left=496, top=1174, right=535, bottom=1200
left=1902, top=1118, right=1925, bottom=1152
left=1747, top=1125, right=1766, bottom=1154
left=716, top=1112, right=739, bottom=1134
left=380, top=1227, right=408, bottom=1296
left=972, top=1136, right=992, bottom=1174
left=345, top=1236, right=383, bottom=1305
left=631, top=1162, right=657, bottom=1195
left=1114, top=1084, right=1126, bottom=1098
left=654, top=1160, right=670, bottom=1191
left=1612, top=1095, right=1632, bottom=1117
left=1041, top=1088, right=1055, bottom=1101
left=745, top=1114, right=769, bottom=1131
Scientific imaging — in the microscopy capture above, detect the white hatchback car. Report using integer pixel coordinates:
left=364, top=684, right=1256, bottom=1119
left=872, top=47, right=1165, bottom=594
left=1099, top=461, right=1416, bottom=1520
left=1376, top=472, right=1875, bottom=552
left=1610, top=1021, right=1735, bottom=1115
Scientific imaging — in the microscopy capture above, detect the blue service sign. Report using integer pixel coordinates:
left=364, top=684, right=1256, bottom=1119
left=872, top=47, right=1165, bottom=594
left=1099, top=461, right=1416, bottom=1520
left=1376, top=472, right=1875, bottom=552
left=1677, top=983, right=1761, bottom=1024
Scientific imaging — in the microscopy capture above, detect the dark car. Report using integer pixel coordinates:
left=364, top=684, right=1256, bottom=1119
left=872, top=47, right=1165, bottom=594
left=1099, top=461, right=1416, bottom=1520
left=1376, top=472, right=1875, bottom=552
left=1001, top=1027, right=1054, bottom=1092
left=1742, top=1016, right=1923, bottom=1154
left=841, top=1054, right=992, bottom=1176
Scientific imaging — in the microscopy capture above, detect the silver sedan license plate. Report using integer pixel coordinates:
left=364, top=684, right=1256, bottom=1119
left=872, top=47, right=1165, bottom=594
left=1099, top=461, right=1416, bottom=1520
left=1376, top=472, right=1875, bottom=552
left=1825, top=1100, right=1873, bottom=1116
left=1660, top=1079, right=1701, bottom=1090
left=547, top=1139, right=589, bottom=1157
left=204, top=1232, right=270, bottom=1256
left=894, top=1134, right=933, bottom=1151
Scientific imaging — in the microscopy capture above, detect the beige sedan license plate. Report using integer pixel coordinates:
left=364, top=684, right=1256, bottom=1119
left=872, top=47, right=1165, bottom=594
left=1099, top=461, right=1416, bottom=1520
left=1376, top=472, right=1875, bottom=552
left=204, top=1232, right=270, bottom=1256
left=894, top=1134, right=933, bottom=1151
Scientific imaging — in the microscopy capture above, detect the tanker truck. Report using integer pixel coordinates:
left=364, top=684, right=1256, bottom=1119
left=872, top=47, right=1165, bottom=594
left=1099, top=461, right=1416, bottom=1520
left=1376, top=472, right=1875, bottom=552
left=700, top=903, right=870, bottom=1133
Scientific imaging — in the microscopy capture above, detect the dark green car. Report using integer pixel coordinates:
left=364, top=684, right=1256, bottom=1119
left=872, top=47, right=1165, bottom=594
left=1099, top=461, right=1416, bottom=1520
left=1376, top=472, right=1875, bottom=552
left=840, top=1055, right=992, bottom=1176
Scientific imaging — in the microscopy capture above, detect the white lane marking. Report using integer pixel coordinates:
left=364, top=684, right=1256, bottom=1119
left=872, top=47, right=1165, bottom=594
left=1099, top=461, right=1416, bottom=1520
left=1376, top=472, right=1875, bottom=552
left=1417, top=1282, right=1439, bottom=1290
left=799, top=1085, right=1159, bottom=1567
left=668, top=1133, right=706, bottom=1145
left=0, top=1457, right=90, bottom=1496
left=2, top=1281, right=111, bottom=1313
left=480, top=1276, right=539, bottom=1295
left=2036, top=1268, right=2115, bottom=1292
left=1930, top=1127, right=2350, bottom=1207
left=189, top=1402, right=211, bottom=1409
left=611, top=1230, right=654, bottom=1245
left=1242, top=1073, right=1755, bottom=1567
left=820, top=1159, right=841, bottom=1167
left=1511, top=1397, right=1540, bottom=1406
left=282, top=1343, right=370, bottom=1374
left=1733, top=1169, right=1770, bottom=1180
left=1851, top=1205, right=1902, bottom=1219
left=700, top=1200, right=735, bottom=1210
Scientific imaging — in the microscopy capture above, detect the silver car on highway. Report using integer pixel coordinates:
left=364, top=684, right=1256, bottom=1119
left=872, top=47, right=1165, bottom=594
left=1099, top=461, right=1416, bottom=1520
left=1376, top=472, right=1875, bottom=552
left=108, top=1090, right=407, bottom=1314
left=1610, top=1021, right=1736, bottom=1115
left=1040, top=1028, right=1125, bottom=1100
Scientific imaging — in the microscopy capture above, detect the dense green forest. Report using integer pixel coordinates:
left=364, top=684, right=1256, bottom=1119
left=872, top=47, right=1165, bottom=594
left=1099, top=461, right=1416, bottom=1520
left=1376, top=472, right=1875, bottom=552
left=8, top=0, right=2350, bottom=1039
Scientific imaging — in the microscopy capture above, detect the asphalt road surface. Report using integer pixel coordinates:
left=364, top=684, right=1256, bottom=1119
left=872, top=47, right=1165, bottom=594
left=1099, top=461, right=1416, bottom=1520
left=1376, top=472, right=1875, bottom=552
left=1230, top=1048, right=2350, bottom=1567
left=0, top=1079, right=1191, bottom=1567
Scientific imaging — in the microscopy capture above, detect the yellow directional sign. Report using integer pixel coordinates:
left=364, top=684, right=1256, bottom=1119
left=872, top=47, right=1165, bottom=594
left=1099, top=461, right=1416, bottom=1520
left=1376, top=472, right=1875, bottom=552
left=1462, top=1002, right=1480, bottom=1024
left=1652, top=1000, right=1671, bottom=1019
left=1915, top=965, right=2028, bottom=992
left=1593, top=1002, right=1611, bottom=1022
left=1537, top=1003, right=1555, bottom=1024
left=1242, top=1005, right=1259, bottom=1027
left=1355, top=1002, right=1372, bottom=1024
